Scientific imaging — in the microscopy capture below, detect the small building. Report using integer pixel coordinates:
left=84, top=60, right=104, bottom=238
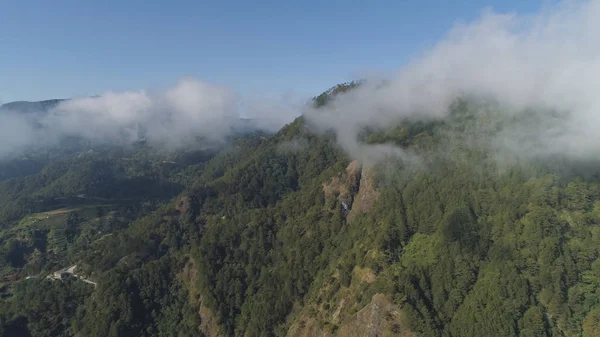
left=52, top=271, right=69, bottom=280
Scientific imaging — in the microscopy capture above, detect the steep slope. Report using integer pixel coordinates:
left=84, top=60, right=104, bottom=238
left=186, top=93, right=600, bottom=337
left=2, top=84, right=600, bottom=337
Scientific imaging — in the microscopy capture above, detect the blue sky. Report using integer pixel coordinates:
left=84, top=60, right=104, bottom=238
left=0, top=0, right=550, bottom=102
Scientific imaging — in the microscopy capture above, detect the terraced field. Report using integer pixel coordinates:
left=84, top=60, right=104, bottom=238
left=0, top=202, right=127, bottom=287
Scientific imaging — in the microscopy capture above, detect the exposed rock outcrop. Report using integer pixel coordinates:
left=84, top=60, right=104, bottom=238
left=286, top=294, right=413, bottom=337
left=198, top=304, right=223, bottom=337
left=322, top=160, right=378, bottom=221
left=175, top=195, right=192, bottom=213
left=336, top=294, right=413, bottom=337
left=178, top=258, right=224, bottom=337
left=346, top=165, right=378, bottom=222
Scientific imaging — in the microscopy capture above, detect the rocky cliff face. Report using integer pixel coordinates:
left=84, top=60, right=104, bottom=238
left=182, top=160, right=393, bottom=337
left=286, top=294, right=414, bottom=337
left=322, top=160, right=378, bottom=221
left=346, top=163, right=378, bottom=223
left=287, top=161, right=415, bottom=337
left=179, top=258, right=224, bottom=337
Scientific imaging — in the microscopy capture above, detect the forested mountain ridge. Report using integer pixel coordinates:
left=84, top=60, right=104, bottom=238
left=0, top=99, right=66, bottom=114
left=0, top=83, right=600, bottom=337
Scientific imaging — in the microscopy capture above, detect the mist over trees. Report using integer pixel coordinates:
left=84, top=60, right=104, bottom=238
left=1, top=82, right=600, bottom=336
left=3, top=1, right=600, bottom=336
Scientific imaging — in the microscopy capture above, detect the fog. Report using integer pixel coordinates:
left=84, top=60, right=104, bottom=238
left=304, top=0, right=600, bottom=163
left=0, top=78, right=299, bottom=157
left=3, top=1, right=600, bottom=163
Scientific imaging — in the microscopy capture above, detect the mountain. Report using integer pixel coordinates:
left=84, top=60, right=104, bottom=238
left=0, top=98, right=274, bottom=144
left=0, top=84, right=600, bottom=337
left=0, top=99, right=66, bottom=114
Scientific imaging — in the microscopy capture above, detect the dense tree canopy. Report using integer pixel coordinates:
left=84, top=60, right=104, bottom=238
left=1, top=86, right=600, bottom=337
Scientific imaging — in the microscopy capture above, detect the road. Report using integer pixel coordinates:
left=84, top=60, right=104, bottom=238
left=47, top=264, right=98, bottom=287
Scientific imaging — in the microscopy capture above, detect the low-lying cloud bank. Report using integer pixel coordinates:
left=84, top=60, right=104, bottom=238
left=4, top=1, right=600, bottom=163
left=0, top=78, right=300, bottom=157
left=45, top=79, right=239, bottom=147
left=304, top=0, right=600, bottom=162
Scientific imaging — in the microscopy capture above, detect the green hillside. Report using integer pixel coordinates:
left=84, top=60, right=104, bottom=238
left=1, top=85, right=600, bottom=337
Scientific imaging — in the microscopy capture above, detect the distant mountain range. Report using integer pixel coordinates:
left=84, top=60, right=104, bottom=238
left=0, top=98, right=274, bottom=144
left=0, top=99, right=66, bottom=114
left=0, top=99, right=273, bottom=131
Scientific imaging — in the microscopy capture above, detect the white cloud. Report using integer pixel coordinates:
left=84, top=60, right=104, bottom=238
left=4, top=1, right=600, bottom=163
left=0, top=112, right=39, bottom=157
left=0, top=78, right=300, bottom=156
left=304, top=0, right=600, bottom=162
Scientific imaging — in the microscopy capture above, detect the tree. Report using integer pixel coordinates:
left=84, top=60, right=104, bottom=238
left=65, top=211, right=82, bottom=243
left=582, top=308, right=600, bottom=337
